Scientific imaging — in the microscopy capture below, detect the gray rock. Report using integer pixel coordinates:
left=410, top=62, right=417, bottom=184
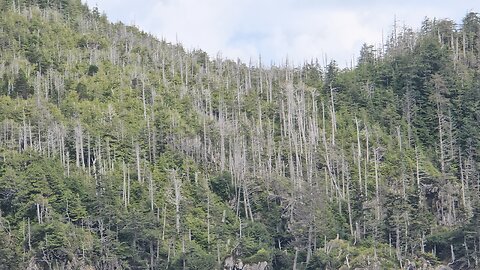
left=435, top=266, right=453, bottom=270
left=243, top=261, right=268, bottom=270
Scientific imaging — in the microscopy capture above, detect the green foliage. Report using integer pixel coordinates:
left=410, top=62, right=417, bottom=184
left=0, top=229, right=22, bottom=269
left=13, top=69, right=31, bottom=99
left=243, top=248, right=271, bottom=264
left=170, top=243, right=217, bottom=270
left=305, top=239, right=397, bottom=269
left=0, top=1, right=478, bottom=269
left=87, top=64, right=99, bottom=76
left=272, top=250, right=294, bottom=269
left=240, top=222, right=273, bottom=257
left=209, top=171, right=234, bottom=202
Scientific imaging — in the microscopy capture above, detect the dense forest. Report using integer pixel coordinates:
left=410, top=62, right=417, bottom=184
left=0, top=0, right=479, bottom=269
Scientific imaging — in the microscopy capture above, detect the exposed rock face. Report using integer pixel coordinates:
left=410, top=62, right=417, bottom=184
left=242, top=261, right=267, bottom=270
left=223, top=257, right=267, bottom=270
left=224, top=256, right=235, bottom=270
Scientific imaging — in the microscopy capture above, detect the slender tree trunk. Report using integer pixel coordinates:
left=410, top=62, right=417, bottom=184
left=355, top=117, right=362, bottom=194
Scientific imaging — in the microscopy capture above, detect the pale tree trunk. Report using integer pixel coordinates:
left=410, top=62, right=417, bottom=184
left=437, top=101, right=445, bottom=174
left=374, top=148, right=381, bottom=220
left=135, top=141, right=142, bottom=183
left=148, top=169, right=154, bottom=212
left=364, top=124, right=370, bottom=198
left=293, top=247, right=299, bottom=270
left=171, top=170, right=182, bottom=234
left=122, top=160, right=127, bottom=209
left=207, top=194, right=211, bottom=245
left=330, top=86, right=337, bottom=146
left=355, top=117, right=362, bottom=194
left=347, top=179, right=354, bottom=239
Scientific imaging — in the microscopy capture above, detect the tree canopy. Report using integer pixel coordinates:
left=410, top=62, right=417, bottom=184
left=0, top=1, right=479, bottom=269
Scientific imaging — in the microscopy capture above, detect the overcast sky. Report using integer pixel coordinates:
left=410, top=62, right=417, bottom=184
left=81, top=0, right=479, bottom=67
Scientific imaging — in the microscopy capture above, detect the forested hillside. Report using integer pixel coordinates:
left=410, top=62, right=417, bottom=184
left=0, top=0, right=479, bottom=269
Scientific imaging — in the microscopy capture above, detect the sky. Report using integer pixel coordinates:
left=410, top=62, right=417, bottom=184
left=81, top=0, right=479, bottom=67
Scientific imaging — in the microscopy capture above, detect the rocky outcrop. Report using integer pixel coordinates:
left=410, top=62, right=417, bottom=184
left=243, top=261, right=268, bottom=270
left=223, top=257, right=268, bottom=270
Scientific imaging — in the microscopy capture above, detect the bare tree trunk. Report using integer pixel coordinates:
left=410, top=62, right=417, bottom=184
left=293, top=247, right=299, bottom=270
left=306, top=224, right=313, bottom=264
left=374, top=148, right=381, bottom=220
left=347, top=180, right=354, bottom=238
left=355, top=117, right=362, bottom=194
left=364, top=124, right=370, bottom=197
left=171, top=170, right=182, bottom=234
left=207, top=194, right=211, bottom=245
left=123, top=160, right=127, bottom=209
left=437, top=101, right=445, bottom=174
left=135, top=141, right=142, bottom=182
left=330, top=86, right=336, bottom=146
left=148, top=169, right=154, bottom=212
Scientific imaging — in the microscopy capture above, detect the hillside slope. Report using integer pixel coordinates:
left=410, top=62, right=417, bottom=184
left=0, top=1, right=479, bottom=269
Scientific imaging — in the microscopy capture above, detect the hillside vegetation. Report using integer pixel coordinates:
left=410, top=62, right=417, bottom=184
left=0, top=0, right=479, bottom=269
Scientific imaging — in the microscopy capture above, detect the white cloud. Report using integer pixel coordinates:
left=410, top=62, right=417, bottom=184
left=82, top=0, right=479, bottom=67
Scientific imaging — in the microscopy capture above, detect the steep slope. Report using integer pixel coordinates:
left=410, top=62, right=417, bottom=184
left=0, top=1, right=479, bottom=269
